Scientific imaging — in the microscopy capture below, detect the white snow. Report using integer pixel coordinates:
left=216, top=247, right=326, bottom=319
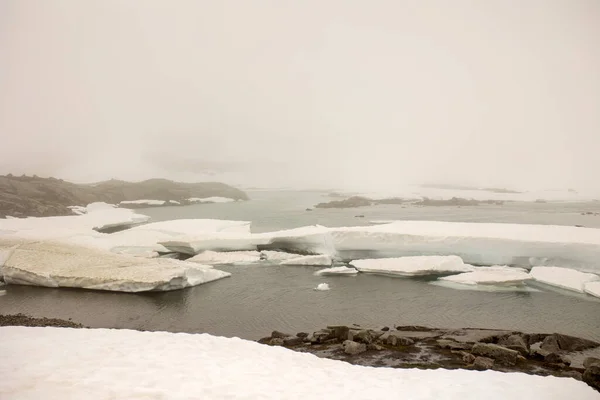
left=530, top=266, right=600, bottom=293
left=350, top=256, right=472, bottom=277
left=1, top=327, right=597, bottom=400
left=315, top=266, right=359, bottom=276
left=330, top=221, right=600, bottom=272
left=188, top=196, right=236, bottom=203
left=439, top=266, right=532, bottom=286
left=120, top=199, right=166, bottom=206
left=280, top=254, right=333, bottom=266
left=188, top=250, right=262, bottom=264
left=584, top=281, right=600, bottom=298
left=2, top=241, right=230, bottom=292
left=315, top=283, right=330, bottom=291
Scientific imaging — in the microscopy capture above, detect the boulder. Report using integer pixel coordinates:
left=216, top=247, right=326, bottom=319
left=327, top=325, right=350, bottom=341
left=437, top=339, right=473, bottom=351
left=472, top=343, right=519, bottom=366
left=584, top=357, right=600, bottom=369
left=540, top=335, right=561, bottom=353
left=367, top=343, right=384, bottom=351
left=271, top=330, right=291, bottom=339
left=462, top=352, right=476, bottom=364
left=269, top=338, right=285, bottom=346
left=354, top=330, right=374, bottom=344
left=381, top=326, right=390, bottom=331
left=499, top=334, right=529, bottom=356
left=561, top=370, right=583, bottom=381
left=473, top=356, right=495, bottom=370
left=543, top=333, right=599, bottom=353
left=545, top=352, right=571, bottom=366
left=296, top=332, right=309, bottom=339
left=397, top=337, right=415, bottom=346
left=583, top=364, right=600, bottom=391
left=386, top=334, right=399, bottom=347
left=311, top=329, right=334, bottom=344
left=283, top=337, right=304, bottom=347
left=343, top=340, right=367, bottom=355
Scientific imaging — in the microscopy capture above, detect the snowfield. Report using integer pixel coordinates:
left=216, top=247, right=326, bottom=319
left=0, top=327, right=597, bottom=400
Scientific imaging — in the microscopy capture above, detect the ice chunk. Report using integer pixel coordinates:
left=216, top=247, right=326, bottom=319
left=280, top=254, right=333, bottom=266
left=2, top=241, right=230, bottom=292
left=315, top=266, right=358, bottom=276
left=259, top=251, right=301, bottom=261
left=1, top=327, right=598, bottom=400
left=331, top=221, right=600, bottom=273
left=584, top=281, right=600, bottom=298
left=530, top=266, right=600, bottom=293
left=161, top=232, right=266, bottom=255
left=315, top=283, right=330, bottom=291
left=350, top=255, right=472, bottom=277
left=169, top=200, right=181, bottom=205
left=120, top=199, right=166, bottom=206
left=188, top=197, right=235, bottom=203
left=439, top=266, right=532, bottom=286
left=431, top=280, right=540, bottom=293
left=188, top=250, right=261, bottom=265
left=259, top=225, right=336, bottom=256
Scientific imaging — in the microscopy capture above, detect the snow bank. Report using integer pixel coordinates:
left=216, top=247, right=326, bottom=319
left=188, top=250, right=261, bottom=265
left=188, top=197, right=235, bottom=203
left=120, top=199, right=166, bottom=206
left=331, top=221, right=600, bottom=272
left=1, top=327, right=597, bottom=400
left=350, top=256, right=472, bottom=277
left=315, top=266, right=358, bottom=276
left=439, top=266, right=532, bottom=286
left=2, top=242, right=230, bottom=292
left=530, top=266, right=600, bottom=293
left=280, top=254, right=333, bottom=266
left=584, top=281, right=600, bottom=298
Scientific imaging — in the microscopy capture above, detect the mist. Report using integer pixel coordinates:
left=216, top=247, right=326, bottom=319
left=1, top=0, right=599, bottom=192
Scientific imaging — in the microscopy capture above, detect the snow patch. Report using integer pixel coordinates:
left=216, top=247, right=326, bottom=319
left=530, top=266, right=600, bottom=293
left=350, top=255, right=472, bottom=277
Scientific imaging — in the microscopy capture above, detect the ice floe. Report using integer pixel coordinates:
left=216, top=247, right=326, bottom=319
left=315, top=266, right=359, bottom=276
left=350, top=255, right=472, bottom=277
left=584, top=281, right=600, bottom=298
left=280, top=254, right=333, bottom=266
left=1, top=241, right=229, bottom=292
left=259, top=250, right=302, bottom=262
left=259, top=225, right=336, bottom=256
left=438, top=266, right=532, bottom=286
left=315, top=283, right=330, bottom=291
left=1, top=327, right=598, bottom=400
left=529, top=266, right=600, bottom=293
left=188, top=250, right=262, bottom=265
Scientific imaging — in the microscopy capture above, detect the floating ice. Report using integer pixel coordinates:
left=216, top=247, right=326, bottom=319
left=188, top=250, right=262, bottom=265
left=169, top=200, right=181, bottom=205
left=259, top=225, right=336, bottom=256
left=1, top=327, right=598, bottom=400
left=188, top=197, right=235, bottom=203
left=315, top=266, right=358, bottom=276
left=584, top=281, right=600, bottom=298
left=350, top=255, right=472, bottom=277
left=439, top=266, right=532, bottom=286
left=315, top=283, right=330, bottom=291
left=259, top=251, right=301, bottom=262
left=280, top=254, right=333, bottom=266
left=530, top=266, right=600, bottom=293
left=2, top=241, right=230, bottom=292
left=120, top=199, right=166, bottom=206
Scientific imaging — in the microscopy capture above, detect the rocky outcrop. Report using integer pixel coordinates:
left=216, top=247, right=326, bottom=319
left=315, top=196, right=373, bottom=209
left=471, top=343, right=519, bottom=366
left=0, top=175, right=248, bottom=218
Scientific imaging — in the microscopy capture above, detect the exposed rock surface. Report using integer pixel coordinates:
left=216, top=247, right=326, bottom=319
left=0, top=313, right=85, bottom=328
left=0, top=175, right=247, bottom=218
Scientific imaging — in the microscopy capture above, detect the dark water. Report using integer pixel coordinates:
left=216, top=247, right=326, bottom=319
left=1, top=190, right=600, bottom=341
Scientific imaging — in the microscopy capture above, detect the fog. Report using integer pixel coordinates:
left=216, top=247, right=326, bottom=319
left=1, top=1, right=599, bottom=192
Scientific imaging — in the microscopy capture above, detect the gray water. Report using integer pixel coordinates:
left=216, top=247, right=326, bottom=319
left=1, top=190, right=600, bottom=341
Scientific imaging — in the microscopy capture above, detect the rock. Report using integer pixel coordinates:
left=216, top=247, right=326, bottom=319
left=473, top=356, right=495, bottom=370
left=283, top=337, right=304, bottom=347
left=296, top=332, right=309, bottom=339
left=367, top=343, right=384, bottom=351
left=311, top=329, right=334, bottom=344
left=354, top=330, right=374, bottom=344
left=540, top=335, right=561, bottom=353
left=397, top=337, right=415, bottom=346
left=437, top=339, right=473, bottom=351
left=528, top=334, right=547, bottom=345
left=271, top=330, right=291, bottom=339
left=381, top=326, right=390, bottom=331
left=269, top=338, right=285, bottom=346
left=499, top=334, right=529, bottom=356
left=462, top=353, right=476, bottom=364
left=257, top=337, right=271, bottom=344
left=472, top=343, right=519, bottom=366
left=369, top=330, right=385, bottom=340
left=583, top=364, right=600, bottom=391
left=545, top=352, right=571, bottom=366
left=545, top=333, right=599, bottom=352
left=343, top=340, right=367, bottom=355
left=386, top=335, right=398, bottom=347
left=584, top=357, right=600, bottom=369
left=561, top=370, right=583, bottom=381
left=327, top=325, right=350, bottom=341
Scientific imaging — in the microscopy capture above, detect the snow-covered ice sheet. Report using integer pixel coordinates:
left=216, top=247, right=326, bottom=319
left=259, top=225, right=336, bottom=256
left=188, top=250, right=261, bottom=264
left=584, top=281, right=600, bottom=298
left=430, top=280, right=540, bottom=293
left=136, top=218, right=251, bottom=235
left=330, top=221, right=600, bottom=272
left=350, top=256, right=472, bottom=277
left=2, top=242, right=230, bottom=292
left=120, top=199, right=166, bottom=206
left=530, top=266, right=600, bottom=293
left=161, top=232, right=266, bottom=255
left=315, top=266, right=358, bottom=276
left=1, top=327, right=597, bottom=400
left=260, top=250, right=302, bottom=261
left=439, top=266, right=531, bottom=286
left=280, top=254, right=333, bottom=266
left=188, top=196, right=235, bottom=203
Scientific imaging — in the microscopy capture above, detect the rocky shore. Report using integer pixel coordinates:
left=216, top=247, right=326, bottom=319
left=259, top=324, right=600, bottom=392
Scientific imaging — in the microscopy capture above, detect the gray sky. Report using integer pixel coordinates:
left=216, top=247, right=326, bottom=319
left=1, top=0, right=599, bottom=191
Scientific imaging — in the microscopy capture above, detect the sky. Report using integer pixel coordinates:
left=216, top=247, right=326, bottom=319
left=1, top=0, right=599, bottom=192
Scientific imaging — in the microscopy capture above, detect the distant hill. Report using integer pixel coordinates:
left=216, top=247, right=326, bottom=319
left=0, top=175, right=248, bottom=218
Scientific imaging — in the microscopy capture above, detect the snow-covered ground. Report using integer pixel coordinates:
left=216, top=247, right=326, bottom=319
left=350, top=256, right=473, bottom=277
left=0, top=327, right=597, bottom=400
